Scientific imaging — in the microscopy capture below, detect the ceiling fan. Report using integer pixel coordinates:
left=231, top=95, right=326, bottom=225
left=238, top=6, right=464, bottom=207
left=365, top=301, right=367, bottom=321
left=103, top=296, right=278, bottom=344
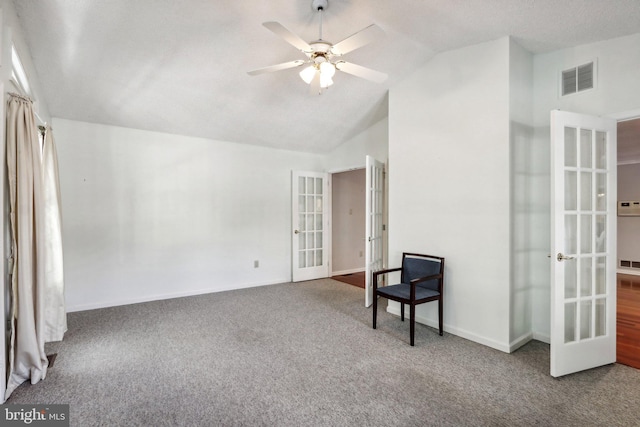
left=247, top=0, right=387, bottom=95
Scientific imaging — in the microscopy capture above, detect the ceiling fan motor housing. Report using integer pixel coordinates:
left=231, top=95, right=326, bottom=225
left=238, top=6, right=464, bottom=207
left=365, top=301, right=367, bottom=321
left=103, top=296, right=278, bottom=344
left=312, top=0, right=328, bottom=12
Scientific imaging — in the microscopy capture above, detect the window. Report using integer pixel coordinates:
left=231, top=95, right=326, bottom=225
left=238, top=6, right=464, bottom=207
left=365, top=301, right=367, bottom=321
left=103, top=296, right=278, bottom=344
left=11, top=44, right=31, bottom=96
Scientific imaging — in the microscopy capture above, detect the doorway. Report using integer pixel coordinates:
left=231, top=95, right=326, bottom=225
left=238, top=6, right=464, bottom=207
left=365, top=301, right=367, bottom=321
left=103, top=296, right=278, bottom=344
left=616, top=116, right=640, bottom=369
left=330, top=169, right=366, bottom=288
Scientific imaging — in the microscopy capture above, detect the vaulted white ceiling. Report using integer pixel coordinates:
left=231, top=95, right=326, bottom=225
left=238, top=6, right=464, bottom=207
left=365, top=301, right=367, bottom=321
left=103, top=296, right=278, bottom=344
left=13, top=0, right=640, bottom=153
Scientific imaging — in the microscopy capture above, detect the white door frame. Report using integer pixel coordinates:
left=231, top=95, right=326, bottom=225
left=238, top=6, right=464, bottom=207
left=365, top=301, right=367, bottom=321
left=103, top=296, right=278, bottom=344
left=327, top=159, right=387, bottom=308
left=609, top=109, right=640, bottom=278
left=327, top=165, right=367, bottom=279
left=327, top=167, right=365, bottom=277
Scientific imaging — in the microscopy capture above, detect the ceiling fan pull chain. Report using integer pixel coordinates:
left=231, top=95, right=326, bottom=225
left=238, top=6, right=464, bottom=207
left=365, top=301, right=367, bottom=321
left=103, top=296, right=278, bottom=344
left=319, top=8, right=323, bottom=40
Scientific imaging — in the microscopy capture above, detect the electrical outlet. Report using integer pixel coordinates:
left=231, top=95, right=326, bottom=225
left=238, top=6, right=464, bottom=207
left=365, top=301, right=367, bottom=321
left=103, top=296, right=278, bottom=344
left=254, top=260, right=259, bottom=268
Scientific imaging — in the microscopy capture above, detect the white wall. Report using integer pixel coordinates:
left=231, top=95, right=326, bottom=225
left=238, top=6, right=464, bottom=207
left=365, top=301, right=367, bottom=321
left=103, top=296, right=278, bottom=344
left=324, top=117, right=388, bottom=172
left=534, top=33, right=640, bottom=127
left=389, top=37, right=512, bottom=351
left=331, top=169, right=365, bottom=274
left=509, top=39, right=536, bottom=348
left=53, top=119, right=324, bottom=311
left=531, top=32, right=640, bottom=338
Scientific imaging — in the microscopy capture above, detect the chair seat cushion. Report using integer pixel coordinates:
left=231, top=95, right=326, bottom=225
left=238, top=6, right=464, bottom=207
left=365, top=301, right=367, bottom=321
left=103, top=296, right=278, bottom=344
left=376, top=283, right=440, bottom=301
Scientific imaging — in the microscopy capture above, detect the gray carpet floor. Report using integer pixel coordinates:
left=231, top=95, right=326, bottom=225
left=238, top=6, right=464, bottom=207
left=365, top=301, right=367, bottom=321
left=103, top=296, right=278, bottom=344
left=6, top=279, right=640, bottom=426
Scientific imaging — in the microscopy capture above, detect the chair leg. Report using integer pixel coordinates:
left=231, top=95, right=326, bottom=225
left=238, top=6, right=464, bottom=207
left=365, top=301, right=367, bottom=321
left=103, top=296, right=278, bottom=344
left=373, top=294, right=377, bottom=329
left=438, top=298, right=443, bottom=336
left=410, top=304, right=415, bottom=346
left=401, top=303, right=405, bottom=321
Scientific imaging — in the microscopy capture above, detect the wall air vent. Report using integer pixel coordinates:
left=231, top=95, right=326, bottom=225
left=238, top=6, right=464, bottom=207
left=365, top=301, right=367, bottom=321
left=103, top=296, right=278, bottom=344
left=620, top=260, right=640, bottom=269
left=561, top=61, right=595, bottom=96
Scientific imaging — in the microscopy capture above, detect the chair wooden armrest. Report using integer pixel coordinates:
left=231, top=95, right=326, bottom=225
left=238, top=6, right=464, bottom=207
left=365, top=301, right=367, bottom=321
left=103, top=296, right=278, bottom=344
left=409, top=273, right=443, bottom=286
left=409, top=273, right=444, bottom=300
left=372, top=267, right=402, bottom=290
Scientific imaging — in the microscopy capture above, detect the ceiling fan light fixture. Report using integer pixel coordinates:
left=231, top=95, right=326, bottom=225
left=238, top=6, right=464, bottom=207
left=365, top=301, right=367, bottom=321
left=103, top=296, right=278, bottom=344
left=320, top=75, right=333, bottom=88
left=299, top=65, right=316, bottom=84
left=249, top=0, right=386, bottom=94
left=319, top=61, right=335, bottom=78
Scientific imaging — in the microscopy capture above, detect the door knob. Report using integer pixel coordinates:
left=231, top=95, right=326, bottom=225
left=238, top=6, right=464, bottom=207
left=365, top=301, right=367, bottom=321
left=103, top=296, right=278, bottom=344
left=557, top=253, right=576, bottom=262
left=294, top=230, right=300, bottom=234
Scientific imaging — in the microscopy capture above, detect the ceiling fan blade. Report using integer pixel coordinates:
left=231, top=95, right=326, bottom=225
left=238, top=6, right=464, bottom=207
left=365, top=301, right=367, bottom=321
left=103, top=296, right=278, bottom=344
left=309, top=70, right=321, bottom=95
left=331, top=24, right=385, bottom=55
left=335, top=61, right=387, bottom=83
left=247, top=60, right=305, bottom=76
left=263, top=21, right=311, bottom=52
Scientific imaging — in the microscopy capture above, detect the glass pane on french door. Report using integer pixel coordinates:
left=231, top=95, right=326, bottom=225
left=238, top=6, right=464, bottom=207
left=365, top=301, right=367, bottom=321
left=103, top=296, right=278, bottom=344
left=297, top=177, right=323, bottom=268
left=562, top=127, right=609, bottom=344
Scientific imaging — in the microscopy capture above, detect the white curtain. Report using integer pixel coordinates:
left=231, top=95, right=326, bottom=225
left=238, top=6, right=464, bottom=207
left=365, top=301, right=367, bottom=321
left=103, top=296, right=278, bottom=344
left=4, top=93, right=67, bottom=401
left=41, top=123, right=67, bottom=342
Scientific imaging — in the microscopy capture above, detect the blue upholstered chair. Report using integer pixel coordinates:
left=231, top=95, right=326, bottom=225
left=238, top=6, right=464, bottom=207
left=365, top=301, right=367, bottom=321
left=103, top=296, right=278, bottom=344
left=372, top=253, right=445, bottom=346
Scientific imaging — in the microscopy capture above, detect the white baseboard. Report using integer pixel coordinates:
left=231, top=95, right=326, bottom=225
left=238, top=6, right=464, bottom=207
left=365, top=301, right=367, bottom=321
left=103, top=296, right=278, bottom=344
left=331, top=267, right=365, bottom=276
left=509, top=332, right=534, bottom=352
left=533, top=332, right=550, bottom=344
left=386, top=305, right=512, bottom=353
left=66, top=278, right=289, bottom=313
left=617, top=268, right=640, bottom=277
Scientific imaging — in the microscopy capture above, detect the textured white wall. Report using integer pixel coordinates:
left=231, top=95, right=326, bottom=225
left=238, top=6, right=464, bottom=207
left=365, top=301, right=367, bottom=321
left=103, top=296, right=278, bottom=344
left=331, top=169, right=365, bottom=274
left=53, top=119, right=324, bottom=311
left=389, top=37, right=512, bottom=351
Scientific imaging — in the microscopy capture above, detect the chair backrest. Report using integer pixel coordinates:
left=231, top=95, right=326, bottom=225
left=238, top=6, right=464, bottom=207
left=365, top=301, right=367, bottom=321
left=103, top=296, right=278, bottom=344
left=401, top=253, right=444, bottom=291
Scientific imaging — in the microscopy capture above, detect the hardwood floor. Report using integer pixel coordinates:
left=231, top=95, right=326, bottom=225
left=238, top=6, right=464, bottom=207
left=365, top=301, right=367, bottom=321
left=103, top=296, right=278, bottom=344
left=617, top=273, right=640, bottom=369
left=331, top=272, right=365, bottom=288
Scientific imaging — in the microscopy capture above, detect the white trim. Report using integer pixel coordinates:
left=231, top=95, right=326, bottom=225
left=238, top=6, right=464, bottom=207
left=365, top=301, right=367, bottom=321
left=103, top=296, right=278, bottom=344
left=608, top=109, right=640, bottom=121
left=617, top=268, right=640, bottom=277
left=331, top=267, right=365, bottom=276
left=534, top=332, right=551, bottom=344
left=618, top=159, right=640, bottom=166
left=509, top=332, right=534, bottom=353
left=327, top=165, right=365, bottom=174
left=66, top=278, right=289, bottom=313
left=615, top=111, right=640, bottom=276
left=385, top=305, right=512, bottom=353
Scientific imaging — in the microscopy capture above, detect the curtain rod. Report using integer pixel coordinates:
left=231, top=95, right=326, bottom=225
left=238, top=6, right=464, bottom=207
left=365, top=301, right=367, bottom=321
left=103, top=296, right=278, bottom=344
left=8, top=85, right=47, bottom=127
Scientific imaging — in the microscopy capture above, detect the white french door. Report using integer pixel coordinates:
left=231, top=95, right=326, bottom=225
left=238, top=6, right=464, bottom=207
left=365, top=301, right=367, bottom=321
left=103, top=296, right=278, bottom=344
left=292, top=171, right=329, bottom=282
left=550, top=110, right=617, bottom=377
left=365, top=156, right=384, bottom=307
